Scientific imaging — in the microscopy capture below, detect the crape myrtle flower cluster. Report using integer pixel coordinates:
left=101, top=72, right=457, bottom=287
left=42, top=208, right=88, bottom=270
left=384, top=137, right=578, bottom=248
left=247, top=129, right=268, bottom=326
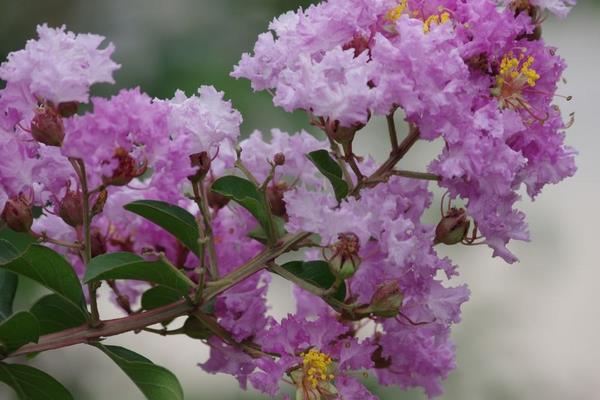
left=0, top=0, right=576, bottom=398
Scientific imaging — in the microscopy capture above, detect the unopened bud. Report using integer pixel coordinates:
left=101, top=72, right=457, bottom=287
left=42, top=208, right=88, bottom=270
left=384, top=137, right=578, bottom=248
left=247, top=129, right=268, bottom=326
left=59, top=188, right=84, bottom=227
left=273, top=152, right=286, bottom=166
left=267, top=181, right=288, bottom=219
left=90, top=229, right=107, bottom=258
left=102, top=148, right=147, bottom=186
left=435, top=208, right=470, bottom=245
left=1, top=195, right=33, bottom=233
left=30, top=106, right=64, bottom=146
left=364, top=281, right=404, bottom=318
left=188, top=151, right=211, bottom=183
left=328, top=233, right=361, bottom=279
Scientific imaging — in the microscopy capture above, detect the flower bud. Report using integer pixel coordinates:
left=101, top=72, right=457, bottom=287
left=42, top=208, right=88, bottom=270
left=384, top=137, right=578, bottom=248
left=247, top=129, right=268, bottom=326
left=365, top=281, right=404, bottom=318
left=273, top=152, right=286, bottom=166
left=1, top=195, right=33, bottom=233
left=328, top=233, right=361, bottom=279
left=90, top=229, right=107, bottom=258
left=435, top=208, right=469, bottom=245
left=188, top=151, right=211, bottom=183
left=267, top=181, right=288, bottom=219
left=30, top=105, right=64, bottom=146
left=58, top=188, right=84, bottom=227
left=57, top=101, right=79, bottom=118
left=207, top=181, right=230, bottom=210
left=102, top=148, right=147, bottom=186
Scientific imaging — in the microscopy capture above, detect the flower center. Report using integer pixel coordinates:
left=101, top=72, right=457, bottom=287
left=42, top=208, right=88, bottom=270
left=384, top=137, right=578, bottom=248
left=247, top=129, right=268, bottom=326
left=385, top=0, right=408, bottom=21
left=301, top=349, right=335, bottom=389
left=491, top=50, right=545, bottom=119
left=385, top=2, right=451, bottom=33
left=423, top=11, right=451, bottom=32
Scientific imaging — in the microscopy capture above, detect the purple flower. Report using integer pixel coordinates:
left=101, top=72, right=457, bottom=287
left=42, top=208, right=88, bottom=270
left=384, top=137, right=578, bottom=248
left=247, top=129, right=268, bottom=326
left=249, top=315, right=376, bottom=398
left=0, top=24, right=119, bottom=130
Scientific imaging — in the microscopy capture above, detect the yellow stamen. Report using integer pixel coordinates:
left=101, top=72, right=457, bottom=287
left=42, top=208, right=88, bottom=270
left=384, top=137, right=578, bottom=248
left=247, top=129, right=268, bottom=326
left=423, top=12, right=451, bottom=32
left=385, top=0, right=408, bottom=21
left=300, top=349, right=335, bottom=389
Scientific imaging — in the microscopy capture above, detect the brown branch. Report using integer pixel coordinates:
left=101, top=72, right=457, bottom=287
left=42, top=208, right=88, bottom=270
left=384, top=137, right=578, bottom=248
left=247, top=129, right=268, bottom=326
left=4, top=232, right=311, bottom=359
left=386, top=113, right=399, bottom=151
left=351, top=124, right=420, bottom=195
left=389, top=170, right=441, bottom=181
left=9, top=300, right=193, bottom=358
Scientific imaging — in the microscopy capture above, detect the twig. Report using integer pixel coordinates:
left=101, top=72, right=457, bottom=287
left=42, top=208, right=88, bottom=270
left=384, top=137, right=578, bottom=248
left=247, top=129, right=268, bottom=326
left=386, top=113, right=399, bottom=151
left=70, top=158, right=101, bottom=328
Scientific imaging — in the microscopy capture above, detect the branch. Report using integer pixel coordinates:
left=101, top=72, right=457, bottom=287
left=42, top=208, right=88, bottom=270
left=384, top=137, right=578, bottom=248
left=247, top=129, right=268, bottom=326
left=8, top=300, right=193, bottom=358
left=389, top=170, right=441, bottom=181
left=4, top=232, right=311, bottom=359
left=386, top=113, right=399, bottom=151
left=351, top=124, right=420, bottom=195
left=70, top=158, right=100, bottom=327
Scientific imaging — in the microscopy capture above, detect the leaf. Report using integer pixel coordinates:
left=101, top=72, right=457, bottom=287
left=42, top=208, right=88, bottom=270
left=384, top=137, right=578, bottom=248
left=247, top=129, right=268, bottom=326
left=30, top=294, right=87, bottom=336
left=0, top=312, right=39, bottom=354
left=0, top=227, right=36, bottom=256
left=248, top=216, right=286, bottom=244
left=124, top=200, right=199, bottom=255
left=0, top=270, right=18, bottom=322
left=84, top=252, right=194, bottom=295
left=95, top=344, right=184, bottom=400
left=141, top=286, right=182, bottom=311
left=182, top=316, right=212, bottom=340
left=211, top=176, right=270, bottom=233
left=0, top=362, right=73, bottom=400
left=279, top=260, right=346, bottom=302
left=0, top=242, right=85, bottom=310
left=307, top=150, right=349, bottom=201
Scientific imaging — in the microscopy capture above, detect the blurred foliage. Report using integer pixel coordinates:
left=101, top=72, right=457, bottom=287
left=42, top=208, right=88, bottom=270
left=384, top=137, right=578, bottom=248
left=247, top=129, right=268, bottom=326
left=0, top=0, right=321, bottom=136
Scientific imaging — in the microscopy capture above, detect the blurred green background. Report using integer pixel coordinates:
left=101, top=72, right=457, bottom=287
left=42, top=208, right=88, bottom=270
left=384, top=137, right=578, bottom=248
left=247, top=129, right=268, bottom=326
left=1, top=1, right=599, bottom=399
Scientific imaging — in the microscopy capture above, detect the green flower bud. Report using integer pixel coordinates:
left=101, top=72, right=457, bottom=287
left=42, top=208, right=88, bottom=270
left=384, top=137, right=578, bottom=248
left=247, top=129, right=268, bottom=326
left=435, top=208, right=470, bottom=245
left=328, top=233, right=361, bottom=280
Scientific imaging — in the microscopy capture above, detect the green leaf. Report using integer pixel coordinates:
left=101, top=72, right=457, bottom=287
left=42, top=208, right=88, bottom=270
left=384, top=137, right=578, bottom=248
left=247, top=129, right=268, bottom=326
left=248, top=216, right=286, bottom=244
left=84, top=252, right=194, bottom=295
left=0, top=312, right=39, bottom=354
left=95, top=344, right=184, bottom=400
left=0, top=270, right=18, bottom=322
left=182, top=316, right=212, bottom=340
left=124, top=200, right=199, bottom=255
left=307, top=150, right=349, bottom=201
left=211, top=176, right=270, bottom=233
left=30, top=294, right=87, bottom=336
left=0, top=227, right=36, bottom=256
left=0, top=362, right=73, bottom=400
left=279, top=260, right=346, bottom=302
left=141, top=286, right=182, bottom=311
left=0, top=242, right=85, bottom=310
